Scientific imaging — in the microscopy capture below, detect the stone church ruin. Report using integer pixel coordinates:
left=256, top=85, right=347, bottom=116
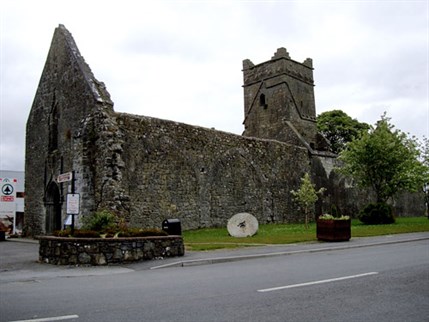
left=24, top=25, right=422, bottom=236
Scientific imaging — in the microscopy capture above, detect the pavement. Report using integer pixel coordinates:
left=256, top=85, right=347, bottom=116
left=1, top=232, right=428, bottom=283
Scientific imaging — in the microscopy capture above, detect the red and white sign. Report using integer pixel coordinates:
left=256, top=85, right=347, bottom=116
left=1, top=178, right=16, bottom=205
left=58, top=172, right=73, bottom=183
left=0, top=178, right=17, bottom=235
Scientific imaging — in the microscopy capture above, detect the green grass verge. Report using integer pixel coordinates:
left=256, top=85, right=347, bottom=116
left=183, top=217, right=429, bottom=251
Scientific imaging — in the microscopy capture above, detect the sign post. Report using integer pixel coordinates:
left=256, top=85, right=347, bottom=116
left=59, top=171, right=79, bottom=234
left=70, top=171, right=77, bottom=234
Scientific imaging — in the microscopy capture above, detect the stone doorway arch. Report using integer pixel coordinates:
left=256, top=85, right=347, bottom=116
left=45, top=182, right=62, bottom=234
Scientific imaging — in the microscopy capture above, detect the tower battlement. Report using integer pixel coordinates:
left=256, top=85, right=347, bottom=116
left=243, top=47, right=314, bottom=87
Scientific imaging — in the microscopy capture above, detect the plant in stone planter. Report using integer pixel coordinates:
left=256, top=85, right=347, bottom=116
left=318, top=214, right=350, bottom=220
left=117, top=228, right=168, bottom=237
left=81, top=209, right=117, bottom=232
left=54, top=210, right=169, bottom=239
left=317, top=214, right=351, bottom=242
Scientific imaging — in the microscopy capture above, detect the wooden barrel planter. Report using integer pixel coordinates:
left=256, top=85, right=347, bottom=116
left=316, top=219, right=351, bottom=242
left=38, top=235, right=184, bottom=265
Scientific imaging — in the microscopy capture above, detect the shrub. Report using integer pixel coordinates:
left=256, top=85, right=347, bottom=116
left=359, top=202, right=395, bottom=225
left=118, top=228, right=168, bottom=237
left=319, top=214, right=350, bottom=220
left=72, top=229, right=100, bottom=238
left=53, top=229, right=71, bottom=237
left=81, top=210, right=116, bottom=232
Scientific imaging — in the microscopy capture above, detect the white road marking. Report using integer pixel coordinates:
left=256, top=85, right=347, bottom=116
left=9, top=314, right=79, bottom=322
left=257, top=272, right=379, bottom=293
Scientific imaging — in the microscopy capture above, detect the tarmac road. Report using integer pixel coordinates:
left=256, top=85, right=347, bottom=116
left=1, top=232, right=429, bottom=281
left=0, top=233, right=428, bottom=322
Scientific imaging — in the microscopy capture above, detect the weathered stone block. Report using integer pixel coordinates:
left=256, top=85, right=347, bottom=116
left=78, top=252, right=91, bottom=264
left=113, top=248, right=122, bottom=260
left=94, top=253, right=107, bottom=265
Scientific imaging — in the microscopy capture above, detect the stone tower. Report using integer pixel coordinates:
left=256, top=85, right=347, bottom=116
left=242, top=47, right=325, bottom=151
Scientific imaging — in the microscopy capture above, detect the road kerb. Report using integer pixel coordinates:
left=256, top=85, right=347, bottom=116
left=150, top=236, right=429, bottom=269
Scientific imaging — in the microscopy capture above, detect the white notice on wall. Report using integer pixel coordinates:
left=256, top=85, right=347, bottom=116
left=67, top=194, right=80, bottom=215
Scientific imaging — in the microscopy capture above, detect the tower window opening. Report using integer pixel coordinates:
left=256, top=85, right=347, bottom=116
left=259, top=94, right=267, bottom=109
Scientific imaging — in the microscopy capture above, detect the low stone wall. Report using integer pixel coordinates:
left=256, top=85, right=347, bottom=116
left=38, top=236, right=184, bottom=265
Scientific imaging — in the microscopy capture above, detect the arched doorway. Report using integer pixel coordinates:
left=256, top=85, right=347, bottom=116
left=45, top=182, right=61, bottom=234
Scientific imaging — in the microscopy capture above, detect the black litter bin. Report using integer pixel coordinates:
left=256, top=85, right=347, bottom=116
left=162, top=219, right=182, bottom=235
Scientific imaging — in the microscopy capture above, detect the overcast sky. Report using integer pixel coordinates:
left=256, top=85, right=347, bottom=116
left=1, top=0, right=428, bottom=172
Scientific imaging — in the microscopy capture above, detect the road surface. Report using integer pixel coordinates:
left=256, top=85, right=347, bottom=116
left=1, top=238, right=428, bottom=322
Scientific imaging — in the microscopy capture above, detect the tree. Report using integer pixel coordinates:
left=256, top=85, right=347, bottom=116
left=339, top=114, right=427, bottom=204
left=317, top=110, right=369, bottom=154
left=419, top=137, right=429, bottom=171
left=418, top=137, right=429, bottom=217
left=291, top=173, right=325, bottom=229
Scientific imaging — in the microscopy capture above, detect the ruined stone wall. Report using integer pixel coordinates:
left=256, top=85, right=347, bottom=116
left=75, top=108, right=129, bottom=219
left=111, top=113, right=310, bottom=230
left=26, top=26, right=425, bottom=237
left=311, top=156, right=426, bottom=217
left=25, top=25, right=112, bottom=235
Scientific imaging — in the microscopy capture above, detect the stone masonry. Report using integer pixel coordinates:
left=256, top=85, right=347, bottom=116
left=39, top=236, right=184, bottom=265
left=24, top=25, right=424, bottom=236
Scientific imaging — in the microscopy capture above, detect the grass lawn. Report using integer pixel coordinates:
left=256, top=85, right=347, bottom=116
left=183, top=217, right=429, bottom=251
